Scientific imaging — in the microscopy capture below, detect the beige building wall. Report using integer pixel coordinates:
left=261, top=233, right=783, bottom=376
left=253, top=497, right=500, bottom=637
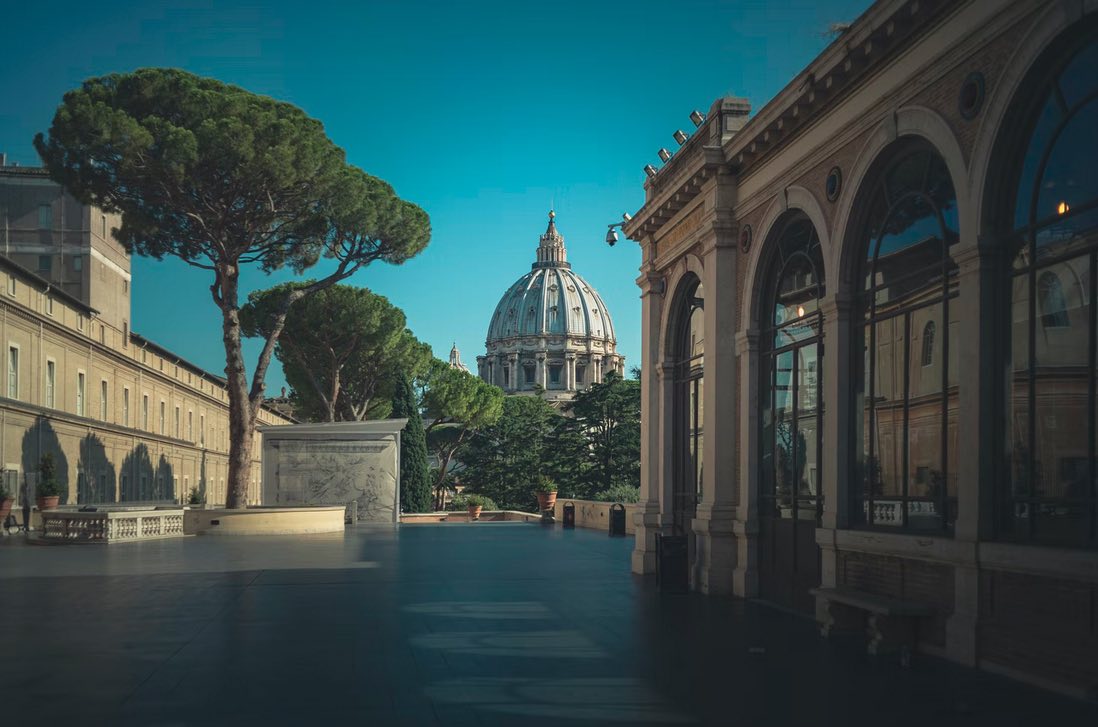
left=0, top=167, right=292, bottom=508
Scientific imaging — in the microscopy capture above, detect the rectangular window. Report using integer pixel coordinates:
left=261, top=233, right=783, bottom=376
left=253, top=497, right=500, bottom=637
left=524, top=366, right=535, bottom=385
left=100, top=215, right=106, bottom=237
left=100, top=380, right=107, bottom=420
left=38, top=255, right=51, bottom=273
left=45, top=296, right=53, bottom=316
left=122, top=321, right=128, bottom=346
left=123, top=279, right=129, bottom=294
left=576, top=366, right=585, bottom=385
left=7, top=346, right=18, bottom=399
left=7, top=276, right=14, bottom=296
left=76, top=372, right=85, bottom=416
left=45, top=360, right=55, bottom=408
left=100, top=325, right=105, bottom=344
left=72, top=255, right=82, bottom=272
left=37, top=204, right=51, bottom=229
left=142, top=395, right=148, bottom=430
left=549, top=365, right=562, bottom=385
left=159, top=401, right=165, bottom=434
left=123, top=388, right=130, bottom=426
left=200, top=415, right=205, bottom=446
left=78, top=315, right=85, bottom=332
left=188, top=411, right=193, bottom=441
left=174, top=406, right=180, bottom=437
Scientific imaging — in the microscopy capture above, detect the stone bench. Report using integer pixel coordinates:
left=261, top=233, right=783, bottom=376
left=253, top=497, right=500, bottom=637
left=810, top=586, right=934, bottom=656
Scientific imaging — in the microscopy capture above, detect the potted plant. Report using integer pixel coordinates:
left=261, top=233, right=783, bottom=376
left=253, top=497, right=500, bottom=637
left=35, top=453, right=62, bottom=510
left=457, top=493, right=496, bottom=521
left=186, top=486, right=205, bottom=507
left=0, top=475, right=13, bottom=523
left=534, top=475, right=558, bottom=512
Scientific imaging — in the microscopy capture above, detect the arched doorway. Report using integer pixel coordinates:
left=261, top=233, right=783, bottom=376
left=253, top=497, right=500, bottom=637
left=758, top=215, right=825, bottom=613
left=671, top=278, right=704, bottom=538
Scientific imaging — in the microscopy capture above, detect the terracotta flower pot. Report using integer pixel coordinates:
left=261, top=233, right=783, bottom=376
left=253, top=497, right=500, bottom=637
left=0, top=497, right=13, bottom=521
left=467, top=505, right=482, bottom=521
left=536, top=491, right=557, bottom=511
left=36, top=495, right=60, bottom=511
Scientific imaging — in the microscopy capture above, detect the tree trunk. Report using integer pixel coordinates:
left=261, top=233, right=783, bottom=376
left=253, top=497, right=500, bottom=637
left=215, top=265, right=257, bottom=509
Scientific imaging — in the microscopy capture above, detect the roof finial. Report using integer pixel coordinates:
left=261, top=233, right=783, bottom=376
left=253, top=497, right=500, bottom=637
left=545, top=209, right=557, bottom=237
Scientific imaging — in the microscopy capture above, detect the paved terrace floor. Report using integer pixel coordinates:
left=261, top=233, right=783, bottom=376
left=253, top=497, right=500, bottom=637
left=0, top=523, right=1095, bottom=726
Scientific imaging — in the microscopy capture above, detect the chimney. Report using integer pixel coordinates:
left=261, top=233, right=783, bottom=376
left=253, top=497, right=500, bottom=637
left=711, top=96, right=751, bottom=144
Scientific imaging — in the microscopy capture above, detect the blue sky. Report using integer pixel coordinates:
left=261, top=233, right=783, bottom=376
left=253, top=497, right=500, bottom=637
left=0, top=0, right=869, bottom=392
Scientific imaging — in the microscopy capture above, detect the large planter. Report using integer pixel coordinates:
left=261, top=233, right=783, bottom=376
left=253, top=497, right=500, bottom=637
left=37, top=495, right=60, bottom=511
left=0, top=497, right=13, bottom=521
left=536, top=491, right=557, bottom=511
left=467, top=505, right=482, bottom=521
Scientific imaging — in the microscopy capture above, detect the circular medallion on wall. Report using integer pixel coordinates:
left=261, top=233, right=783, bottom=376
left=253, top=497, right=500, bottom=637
left=826, top=166, right=843, bottom=202
left=739, top=223, right=753, bottom=253
left=959, top=71, right=985, bottom=121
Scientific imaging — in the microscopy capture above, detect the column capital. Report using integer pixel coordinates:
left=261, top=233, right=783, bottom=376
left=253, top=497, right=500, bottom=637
left=656, top=362, right=676, bottom=380
left=637, top=271, right=666, bottom=297
left=734, top=329, right=759, bottom=355
left=818, top=292, right=856, bottom=318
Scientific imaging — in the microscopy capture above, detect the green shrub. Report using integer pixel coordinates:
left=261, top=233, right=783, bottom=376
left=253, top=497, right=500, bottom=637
left=36, top=454, right=62, bottom=498
left=186, top=486, right=205, bottom=505
left=533, top=474, right=557, bottom=493
left=452, top=493, right=497, bottom=510
left=591, top=483, right=640, bottom=504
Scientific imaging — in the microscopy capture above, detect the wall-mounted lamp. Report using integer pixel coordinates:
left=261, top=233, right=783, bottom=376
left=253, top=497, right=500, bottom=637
left=644, top=164, right=657, bottom=178
left=658, top=148, right=672, bottom=162
left=689, top=110, right=706, bottom=127
left=673, top=129, right=688, bottom=145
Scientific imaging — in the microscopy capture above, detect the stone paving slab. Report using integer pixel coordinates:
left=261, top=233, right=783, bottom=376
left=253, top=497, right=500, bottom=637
left=0, top=523, right=1095, bottom=725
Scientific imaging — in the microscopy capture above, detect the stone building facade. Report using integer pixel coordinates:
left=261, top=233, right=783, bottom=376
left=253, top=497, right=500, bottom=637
left=625, top=0, right=1098, bottom=698
left=478, top=211, right=624, bottom=402
left=0, top=164, right=292, bottom=509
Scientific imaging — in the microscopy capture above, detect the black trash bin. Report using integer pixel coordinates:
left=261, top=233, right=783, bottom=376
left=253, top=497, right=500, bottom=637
left=562, top=501, right=576, bottom=529
left=656, top=533, right=689, bottom=593
left=608, top=503, right=626, bottom=537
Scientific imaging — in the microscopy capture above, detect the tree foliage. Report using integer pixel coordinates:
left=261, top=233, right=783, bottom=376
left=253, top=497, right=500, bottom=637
left=391, top=372, right=432, bottom=513
left=421, top=360, right=504, bottom=510
left=34, top=69, right=430, bottom=507
left=241, top=283, right=432, bottom=422
left=561, top=371, right=641, bottom=496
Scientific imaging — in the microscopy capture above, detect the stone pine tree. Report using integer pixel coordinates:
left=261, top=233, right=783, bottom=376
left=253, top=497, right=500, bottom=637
left=35, top=69, right=430, bottom=508
left=391, top=372, right=432, bottom=513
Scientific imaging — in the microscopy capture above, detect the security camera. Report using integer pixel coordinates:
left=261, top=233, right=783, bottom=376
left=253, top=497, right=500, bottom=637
left=606, top=227, right=619, bottom=247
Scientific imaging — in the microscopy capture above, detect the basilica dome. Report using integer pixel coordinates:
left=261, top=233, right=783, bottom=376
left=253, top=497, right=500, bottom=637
left=477, top=211, right=624, bottom=401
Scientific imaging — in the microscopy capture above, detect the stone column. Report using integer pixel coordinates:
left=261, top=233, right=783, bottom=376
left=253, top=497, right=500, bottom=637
left=733, top=328, right=760, bottom=597
left=565, top=354, right=576, bottom=391
left=814, top=293, right=855, bottom=617
left=507, top=353, right=518, bottom=391
left=691, top=222, right=740, bottom=595
left=536, top=353, right=547, bottom=390
left=592, top=355, right=603, bottom=384
left=633, top=271, right=669, bottom=575
left=942, top=234, right=1003, bottom=667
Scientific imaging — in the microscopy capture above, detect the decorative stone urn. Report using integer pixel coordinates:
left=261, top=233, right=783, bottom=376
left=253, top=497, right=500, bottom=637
left=536, top=490, right=557, bottom=512
left=467, top=505, right=482, bottom=521
left=36, top=495, right=60, bottom=511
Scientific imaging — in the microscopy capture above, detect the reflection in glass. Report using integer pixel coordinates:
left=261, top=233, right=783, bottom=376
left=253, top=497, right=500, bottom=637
left=857, top=145, right=958, bottom=531
left=1006, top=34, right=1098, bottom=548
left=673, top=279, right=704, bottom=535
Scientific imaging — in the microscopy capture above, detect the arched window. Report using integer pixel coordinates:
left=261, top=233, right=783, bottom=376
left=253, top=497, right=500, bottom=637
left=672, top=278, right=704, bottom=535
left=1005, top=32, right=1098, bottom=547
left=921, top=321, right=936, bottom=367
left=856, top=144, right=959, bottom=532
left=758, top=215, right=825, bottom=611
left=1037, top=272, right=1070, bottom=328
left=760, top=216, right=825, bottom=518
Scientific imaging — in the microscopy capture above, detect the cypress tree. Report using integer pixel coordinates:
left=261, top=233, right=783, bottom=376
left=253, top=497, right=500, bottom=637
left=391, top=372, right=432, bottom=513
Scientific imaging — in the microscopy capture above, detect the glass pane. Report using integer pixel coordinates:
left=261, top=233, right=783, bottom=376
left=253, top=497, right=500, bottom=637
left=798, top=345, right=819, bottom=500
left=1014, top=94, right=1061, bottom=232
left=1057, top=38, right=1098, bottom=111
left=872, top=318, right=904, bottom=526
left=774, top=253, right=821, bottom=325
left=774, top=350, right=795, bottom=518
left=1035, top=100, right=1098, bottom=246
left=688, top=305, right=704, bottom=358
left=761, top=353, right=775, bottom=503
left=908, top=304, right=944, bottom=531
left=1008, top=275, right=1032, bottom=537
left=860, top=326, right=873, bottom=525
left=693, top=378, right=704, bottom=500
